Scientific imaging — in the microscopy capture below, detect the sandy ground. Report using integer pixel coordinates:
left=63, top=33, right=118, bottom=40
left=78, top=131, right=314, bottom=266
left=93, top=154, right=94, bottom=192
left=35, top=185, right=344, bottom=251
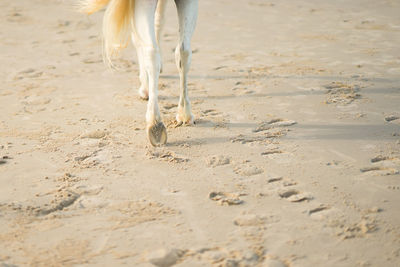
left=1, top=0, right=400, bottom=266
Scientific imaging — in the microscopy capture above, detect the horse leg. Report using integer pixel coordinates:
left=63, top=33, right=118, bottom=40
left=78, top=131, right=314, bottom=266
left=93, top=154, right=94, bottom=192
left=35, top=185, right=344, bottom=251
left=135, top=0, right=165, bottom=100
left=174, top=0, right=198, bottom=125
left=133, top=37, right=149, bottom=100
left=155, top=0, right=167, bottom=72
left=133, top=0, right=167, bottom=145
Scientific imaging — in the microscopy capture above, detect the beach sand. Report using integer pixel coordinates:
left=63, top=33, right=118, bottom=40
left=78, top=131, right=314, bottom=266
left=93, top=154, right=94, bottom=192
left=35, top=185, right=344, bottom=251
left=1, top=0, right=400, bottom=266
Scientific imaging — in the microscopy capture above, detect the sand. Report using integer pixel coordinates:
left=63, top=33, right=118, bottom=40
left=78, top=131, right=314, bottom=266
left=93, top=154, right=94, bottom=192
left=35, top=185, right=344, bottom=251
left=1, top=0, right=400, bottom=266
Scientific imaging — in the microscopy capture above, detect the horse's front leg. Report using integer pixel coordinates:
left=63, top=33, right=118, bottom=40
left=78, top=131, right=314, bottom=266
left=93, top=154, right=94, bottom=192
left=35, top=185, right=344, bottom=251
left=174, top=0, right=198, bottom=126
left=133, top=0, right=167, bottom=146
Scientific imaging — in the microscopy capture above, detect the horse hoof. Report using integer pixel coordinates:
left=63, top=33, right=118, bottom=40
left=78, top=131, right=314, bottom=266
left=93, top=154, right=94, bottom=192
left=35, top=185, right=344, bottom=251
left=176, top=114, right=194, bottom=126
left=147, top=122, right=167, bottom=146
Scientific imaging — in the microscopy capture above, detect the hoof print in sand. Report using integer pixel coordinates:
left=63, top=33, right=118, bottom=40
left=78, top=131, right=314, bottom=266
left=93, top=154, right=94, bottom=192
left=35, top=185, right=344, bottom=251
left=253, top=118, right=297, bottom=133
left=333, top=220, right=378, bottom=240
left=266, top=177, right=297, bottom=187
left=201, top=109, right=222, bottom=117
left=267, top=177, right=283, bottom=183
left=110, top=201, right=177, bottom=230
left=360, top=166, right=399, bottom=176
left=231, top=135, right=266, bottom=144
left=261, top=149, right=283, bottom=156
left=278, top=189, right=312, bottom=202
left=384, top=114, right=400, bottom=123
left=38, top=191, right=80, bottom=216
left=147, top=150, right=189, bottom=163
left=370, top=155, right=399, bottom=163
left=234, top=164, right=263, bottom=176
left=370, top=155, right=389, bottom=163
left=13, top=68, right=43, bottom=80
left=231, top=130, right=287, bottom=144
left=80, top=129, right=108, bottom=139
left=163, top=103, right=178, bottom=110
left=147, top=248, right=186, bottom=267
left=1, top=190, right=81, bottom=217
left=0, top=155, right=10, bottom=165
left=263, top=258, right=288, bottom=267
left=323, top=82, right=361, bottom=105
left=234, top=214, right=267, bottom=227
left=308, top=205, right=330, bottom=215
left=206, top=155, right=231, bottom=167
left=209, top=192, right=244, bottom=206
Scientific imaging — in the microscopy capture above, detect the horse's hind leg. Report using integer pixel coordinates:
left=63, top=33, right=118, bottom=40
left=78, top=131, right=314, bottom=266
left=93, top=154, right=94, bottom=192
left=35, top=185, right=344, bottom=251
left=133, top=39, right=149, bottom=100
left=155, top=0, right=167, bottom=72
left=133, top=0, right=167, bottom=146
left=174, top=0, right=198, bottom=125
left=134, top=0, right=166, bottom=100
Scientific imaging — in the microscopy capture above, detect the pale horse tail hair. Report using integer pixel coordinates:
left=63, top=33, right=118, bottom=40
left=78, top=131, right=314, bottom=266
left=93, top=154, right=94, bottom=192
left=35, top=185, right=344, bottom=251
left=78, top=0, right=134, bottom=67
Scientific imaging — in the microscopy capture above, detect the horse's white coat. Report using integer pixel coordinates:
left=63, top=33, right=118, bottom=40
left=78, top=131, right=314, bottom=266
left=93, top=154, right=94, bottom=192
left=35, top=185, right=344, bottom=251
left=79, top=0, right=198, bottom=146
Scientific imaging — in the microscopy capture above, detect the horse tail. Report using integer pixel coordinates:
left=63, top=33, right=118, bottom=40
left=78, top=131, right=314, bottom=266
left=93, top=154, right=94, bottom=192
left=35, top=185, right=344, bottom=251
left=78, top=0, right=134, bottom=67
left=78, top=0, right=111, bottom=14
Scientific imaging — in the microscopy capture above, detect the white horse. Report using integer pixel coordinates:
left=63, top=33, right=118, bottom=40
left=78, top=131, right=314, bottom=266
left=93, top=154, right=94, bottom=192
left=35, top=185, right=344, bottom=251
left=79, top=0, right=198, bottom=146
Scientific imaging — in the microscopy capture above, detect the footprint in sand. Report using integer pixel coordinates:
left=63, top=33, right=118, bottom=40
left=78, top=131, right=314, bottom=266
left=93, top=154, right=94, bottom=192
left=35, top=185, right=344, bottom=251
left=209, top=191, right=245, bottom=206
left=233, top=88, right=255, bottom=95
left=82, top=58, right=102, bottom=64
left=21, top=96, right=51, bottom=106
left=71, top=148, right=113, bottom=168
left=360, top=166, right=399, bottom=176
left=267, top=177, right=297, bottom=187
left=234, top=164, right=264, bottom=176
left=307, top=204, right=336, bottom=220
left=14, top=68, right=43, bottom=80
left=233, top=213, right=279, bottom=227
left=253, top=118, right=297, bottom=133
left=330, top=219, right=378, bottom=240
left=178, top=247, right=265, bottom=266
left=0, top=156, right=10, bottom=165
left=1, top=189, right=81, bottom=217
left=109, top=201, right=177, bottom=230
left=231, top=129, right=288, bottom=145
left=146, top=248, right=186, bottom=267
left=80, top=129, right=109, bottom=139
left=20, top=96, right=52, bottom=113
left=231, top=135, right=265, bottom=144
left=359, top=154, right=400, bottom=175
left=263, top=258, right=289, bottom=267
left=323, top=81, right=361, bottom=105
left=162, top=102, right=178, bottom=111
left=38, top=190, right=81, bottom=216
left=258, top=177, right=298, bottom=197
left=384, top=114, right=400, bottom=123
left=308, top=205, right=330, bottom=215
left=206, top=155, right=231, bottom=167
left=278, top=189, right=313, bottom=202
left=267, top=177, right=283, bottom=183
left=261, top=149, right=283, bottom=156
left=147, top=150, right=189, bottom=163
left=7, top=10, right=30, bottom=23
left=370, top=155, right=400, bottom=163
left=231, top=80, right=257, bottom=96
left=201, top=109, right=222, bottom=117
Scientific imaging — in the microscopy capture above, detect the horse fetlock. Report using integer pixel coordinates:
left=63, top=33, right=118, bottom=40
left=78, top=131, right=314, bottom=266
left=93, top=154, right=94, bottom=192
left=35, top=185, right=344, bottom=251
left=138, top=86, right=149, bottom=100
left=176, top=107, right=194, bottom=125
